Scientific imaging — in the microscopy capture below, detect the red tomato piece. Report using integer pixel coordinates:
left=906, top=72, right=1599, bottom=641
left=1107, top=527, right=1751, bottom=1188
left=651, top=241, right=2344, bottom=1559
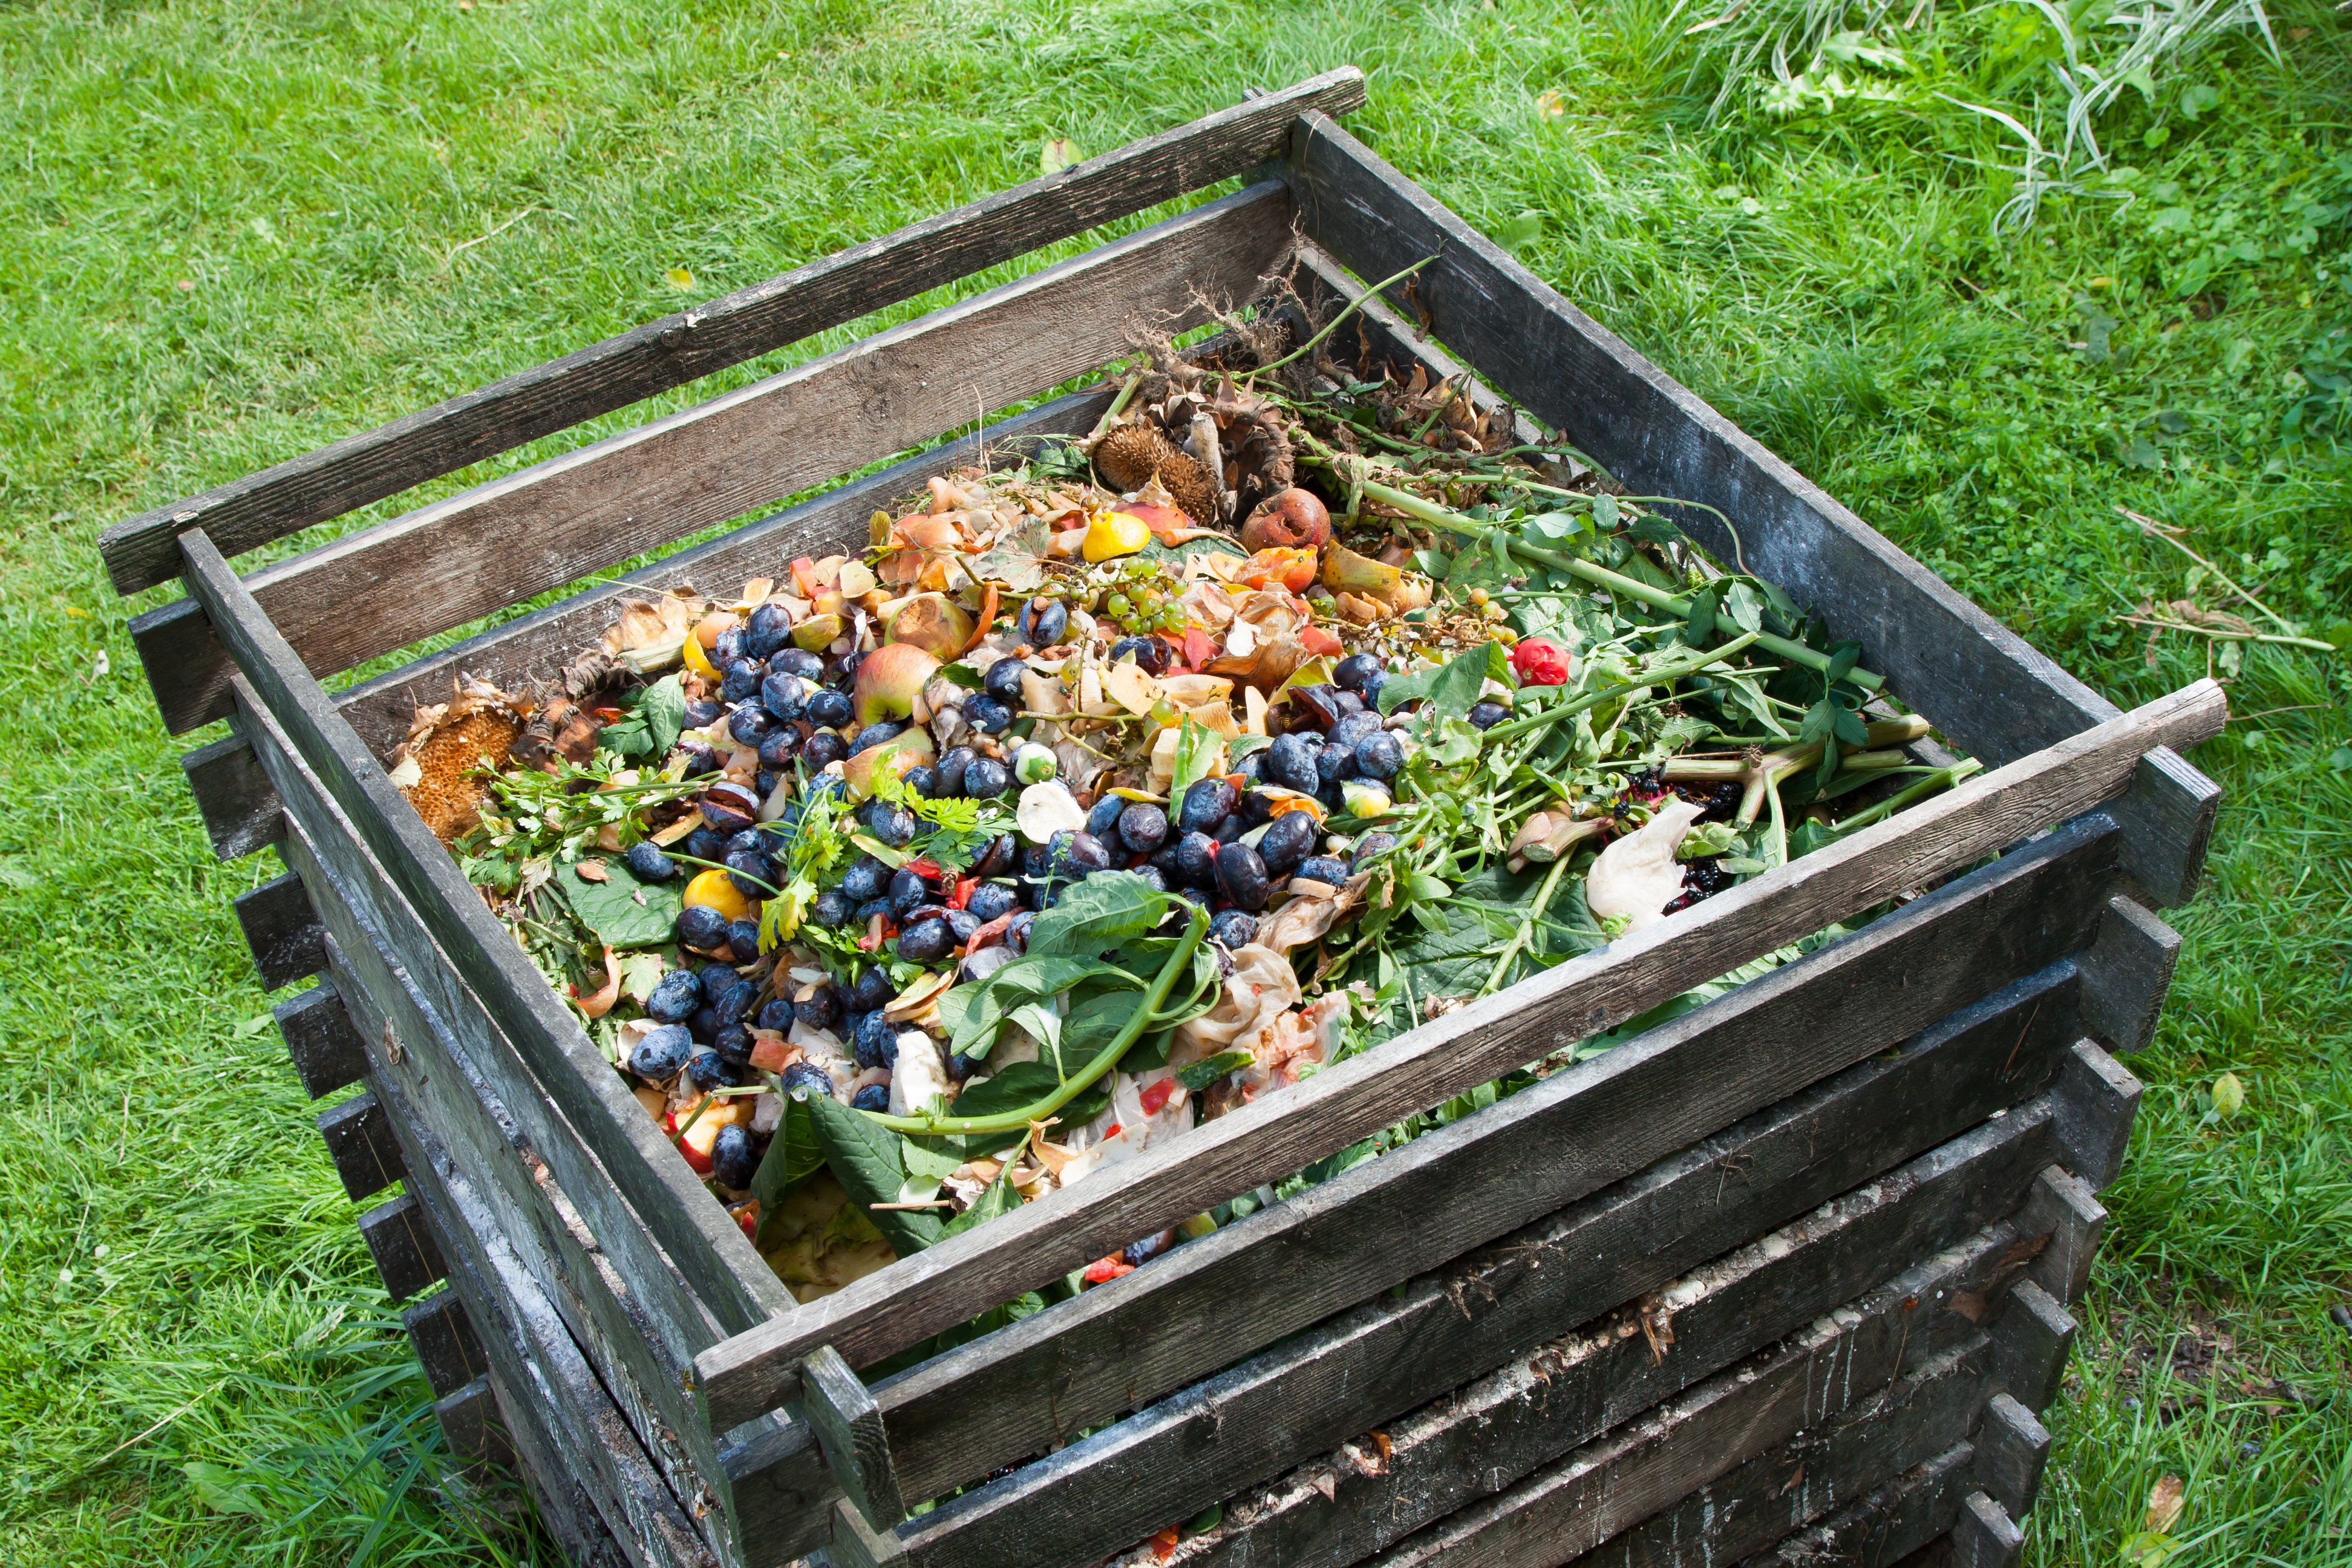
left=1082, top=1255, right=1137, bottom=1285
left=1151, top=1525, right=1181, bottom=1558
left=1139, top=1080, right=1175, bottom=1116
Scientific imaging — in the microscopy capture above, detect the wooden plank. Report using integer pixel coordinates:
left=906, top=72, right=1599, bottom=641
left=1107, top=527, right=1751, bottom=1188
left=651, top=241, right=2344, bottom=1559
left=403, top=1287, right=489, bottom=1399
left=287, top=828, right=739, bottom=1561
left=803, top=1345, right=909, bottom=1533
left=359, top=1193, right=446, bottom=1302
left=2054, top=1039, right=2143, bottom=1190
left=1951, top=1492, right=2025, bottom=1568
left=696, top=684, right=2221, bottom=1428
left=377, top=1029, right=721, bottom=1568
left=97, top=71, right=1365, bottom=596
left=894, top=1080, right=2071, bottom=1568
left=136, top=184, right=1296, bottom=733
left=181, top=731, right=281, bottom=860
left=178, top=534, right=788, bottom=1333
left=736, top=832, right=2114, bottom=1565
left=1364, top=1333, right=1994, bottom=1568
left=2019, top=1166, right=2105, bottom=1307
left=169, top=382, right=1116, bottom=841
left=318, top=1089, right=405, bottom=1201
left=1987, top=1279, right=2074, bottom=1411
left=861, top=956, right=2084, bottom=1546
left=1279, top=112, right=2224, bottom=907
left=232, top=871, right=325, bottom=989
left=434, top=1375, right=517, bottom=1474
left=1971, top=1394, right=2050, bottom=1522
left=275, top=975, right=367, bottom=1099
left=719, top=1416, right=838, bottom=1568
left=1735, top=1444, right=1981, bottom=1567
left=2077, top=895, right=2183, bottom=1055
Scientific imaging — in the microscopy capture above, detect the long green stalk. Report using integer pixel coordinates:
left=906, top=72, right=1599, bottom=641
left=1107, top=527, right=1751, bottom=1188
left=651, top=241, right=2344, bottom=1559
left=1341, top=473, right=1886, bottom=692
left=1474, top=631, right=1762, bottom=745
left=861, top=907, right=1210, bottom=1137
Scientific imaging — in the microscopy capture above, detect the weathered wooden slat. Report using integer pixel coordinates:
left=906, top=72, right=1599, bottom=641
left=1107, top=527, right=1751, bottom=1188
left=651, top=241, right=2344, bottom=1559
left=890, top=1072, right=2071, bottom=1568
left=851, top=940, right=2098, bottom=1542
left=275, top=975, right=367, bottom=1099
left=1279, top=111, right=2223, bottom=907
left=1952, top=1491, right=2027, bottom=1568
left=373, top=1025, right=720, bottom=1568
left=1161, top=1200, right=2052, bottom=1568
left=1987, top=1279, right=2074, bottom=1411
left=136, top=184, right=1296, bottom=734
left=166, top=381, right=1117, bottom=850
left=2077, top=895, right=2183, bottom=1054
left=97, top=71, right=1365, bottom=597
left=359, top=1193, right=446, bottom=1302
left=803, top=1345, right=909, bottom=1534
left=232, top=871, right=325, bottom=989
left=1736, top=1443, right=1981, bottom=1567
left=697, top=684, right=2220, bottom=1429
left=1972, top=1394, right=2050, bottom=1523
left=286, top=823, right=737, bottom=1559
left=434, top=1375, right=517, bottom=1474
left=2020, top=1166, right=2105, bottom=1306
left=318, top=1089, right=405, bottom=1201
left=403, top=1287, right=489, bottom=1399
left=1364, top=1330, right=1995, bottom=1568
left=178, top=532, right=788, bottom=1331
left=181, top=731, right=281, bottom=860
left=2054, top=1039, right=2143, bottom=1190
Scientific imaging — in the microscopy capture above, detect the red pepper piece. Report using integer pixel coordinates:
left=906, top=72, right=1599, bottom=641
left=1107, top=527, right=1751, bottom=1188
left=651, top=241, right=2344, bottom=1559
left=948, top=877, right=977, bottom=911
left=1082, top=1255, right=1136, bottom=1285
left=1139, top=1080, right=1174, bottom=1116
left=1151, top=1525, right=1181, bottom=1559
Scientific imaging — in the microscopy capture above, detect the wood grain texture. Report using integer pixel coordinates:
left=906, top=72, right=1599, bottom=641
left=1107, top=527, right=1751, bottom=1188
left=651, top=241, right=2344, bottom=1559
left=1971, top=1394, right=2050, bottom=1522
left=136, top=184, right=1296, bottom=733
left=803, top=1345, right=908, bottom=1533
left=178, top=531, right=789, bottom=1333
left=1169, top=1206, right=2049, bottom=1568
left=181, top=731, right=281, bottom=860
left=1280, top=112, right=2224, bottom=908
left=286, top=824, right=739, bottom=1560
left=861, top=955, right=2085, bottom=1550
left=275, top=975, right=367, bottom=1099
left=1988, top=1280, right=2074, bottom=1412
left=2019, top=1166, right=2105, bottom=1307
left=97, top=71, right=1364, bottom=596
left=433, top=1376, right=517, bottom=1474
left=2076, top=895, right=2183, bottom=1055
left=371, top=1028, right=721, bottom=1568
left=899, top=1073, right=2071, bottom=1568
left=1952, top=1491, right=2026, bottom=1568
left=359, top=1194, right=446, bottom=1302
left=696, top=685, right=2219, bottom=1429
left=232, top=871, right=325, bottom=989
left=403, top=1288, right=489, bottom=1399
left=1367, top=1334, right=1994, bottom=1568
left=317, top=1089, right=405, bottom=1201
left=1734, top=1443, right=1980, bottom=1568
left=2054, top=1039, right=2143, bottom=1190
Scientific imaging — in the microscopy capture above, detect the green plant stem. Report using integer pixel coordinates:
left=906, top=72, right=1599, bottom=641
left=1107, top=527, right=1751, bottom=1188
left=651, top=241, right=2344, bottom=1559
left=1252, top=256, right=1436, bottom=375
left=1334, top=470, right=1886, bottom=691
left=1829, top=759, right=1987, bottom=832
left=1473, top=631, right=1762, bottom=744
left=1483, top=854, right=1571, bottom=995
left=863, top=907, right=1210, bottom=1135
left=2120, top=615, right=2336, bottom=653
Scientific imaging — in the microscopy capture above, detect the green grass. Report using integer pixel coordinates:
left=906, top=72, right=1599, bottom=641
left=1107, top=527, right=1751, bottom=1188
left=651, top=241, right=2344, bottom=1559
left=2, top=0, right=2346, bottom=1562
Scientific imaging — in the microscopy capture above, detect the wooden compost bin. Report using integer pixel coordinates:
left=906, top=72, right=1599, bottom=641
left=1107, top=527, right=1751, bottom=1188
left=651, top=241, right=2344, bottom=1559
left=107, top=69, right=2223, bottom=1568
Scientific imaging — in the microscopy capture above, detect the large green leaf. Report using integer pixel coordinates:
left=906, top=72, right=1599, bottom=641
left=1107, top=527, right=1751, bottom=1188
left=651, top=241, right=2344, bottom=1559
left=748, top=1095, right=825, bottom=1249
left=1383, top=864, right=1602, bottom=1006
left=806, top=1092, right=942, bottom=1256
left=1025, top=871, right=1171, bottom=958
left=554, top=857, right=685, bottom=949
left=1376, top=640, right=1511, bottom=719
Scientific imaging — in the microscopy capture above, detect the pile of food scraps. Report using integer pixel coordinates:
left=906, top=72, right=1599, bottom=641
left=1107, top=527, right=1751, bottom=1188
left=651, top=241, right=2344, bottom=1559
left=404, top=322, right=1978, bottom=1323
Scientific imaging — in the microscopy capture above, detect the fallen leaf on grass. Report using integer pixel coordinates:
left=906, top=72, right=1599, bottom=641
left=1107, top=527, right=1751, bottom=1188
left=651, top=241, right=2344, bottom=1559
left=1041, top=138, right=1083, bottom=175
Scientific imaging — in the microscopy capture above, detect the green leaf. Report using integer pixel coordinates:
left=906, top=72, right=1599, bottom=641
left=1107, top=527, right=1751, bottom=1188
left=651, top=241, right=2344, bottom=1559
left=640, top=674, right=687, bottom=756
left=1171, top=716, right=1220, bottom=797
left=941, top=955, right=1120, bottom=1058
left=1177, top=1049, right=1253, bottom=1091
left=949, top=1059, right=1112, bottom=1131
left=900, top=1135, right=966, bottom=1181
left=553, top=858, right=685, bottom=948
left=806, top=1092, right=942, bottom=1255
left=1591, top=492, right=1621, bottom=529
left=970, top=520, right=1053, bottom=595
left=1421, top=717, right=1483, bottom=768
left=1026, top=872, right=1169, bottom=958
left=941, top=1162, right=1020, bottom=1238
left=750, top=1096, right=825, bottom=1238
left=1377, top=641, right=1509, bottom=719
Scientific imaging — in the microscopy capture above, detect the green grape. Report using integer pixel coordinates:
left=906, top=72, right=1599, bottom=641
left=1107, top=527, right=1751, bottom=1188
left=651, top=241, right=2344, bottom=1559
left=1106, top=593, right=1132, bottom=619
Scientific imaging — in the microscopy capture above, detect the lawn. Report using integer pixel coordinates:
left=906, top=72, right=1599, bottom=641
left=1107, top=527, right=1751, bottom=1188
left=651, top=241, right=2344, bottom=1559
left=1, top=0, right=2346, bottom=1563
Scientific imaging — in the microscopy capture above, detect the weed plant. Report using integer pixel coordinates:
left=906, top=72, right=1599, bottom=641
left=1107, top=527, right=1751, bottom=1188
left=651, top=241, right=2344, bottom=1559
left=0, top=0, right=2344, bottom=1562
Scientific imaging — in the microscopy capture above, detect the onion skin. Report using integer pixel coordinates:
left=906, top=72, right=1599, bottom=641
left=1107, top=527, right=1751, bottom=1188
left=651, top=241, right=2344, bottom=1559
left=1241, top=488, right=1333, bottom=552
